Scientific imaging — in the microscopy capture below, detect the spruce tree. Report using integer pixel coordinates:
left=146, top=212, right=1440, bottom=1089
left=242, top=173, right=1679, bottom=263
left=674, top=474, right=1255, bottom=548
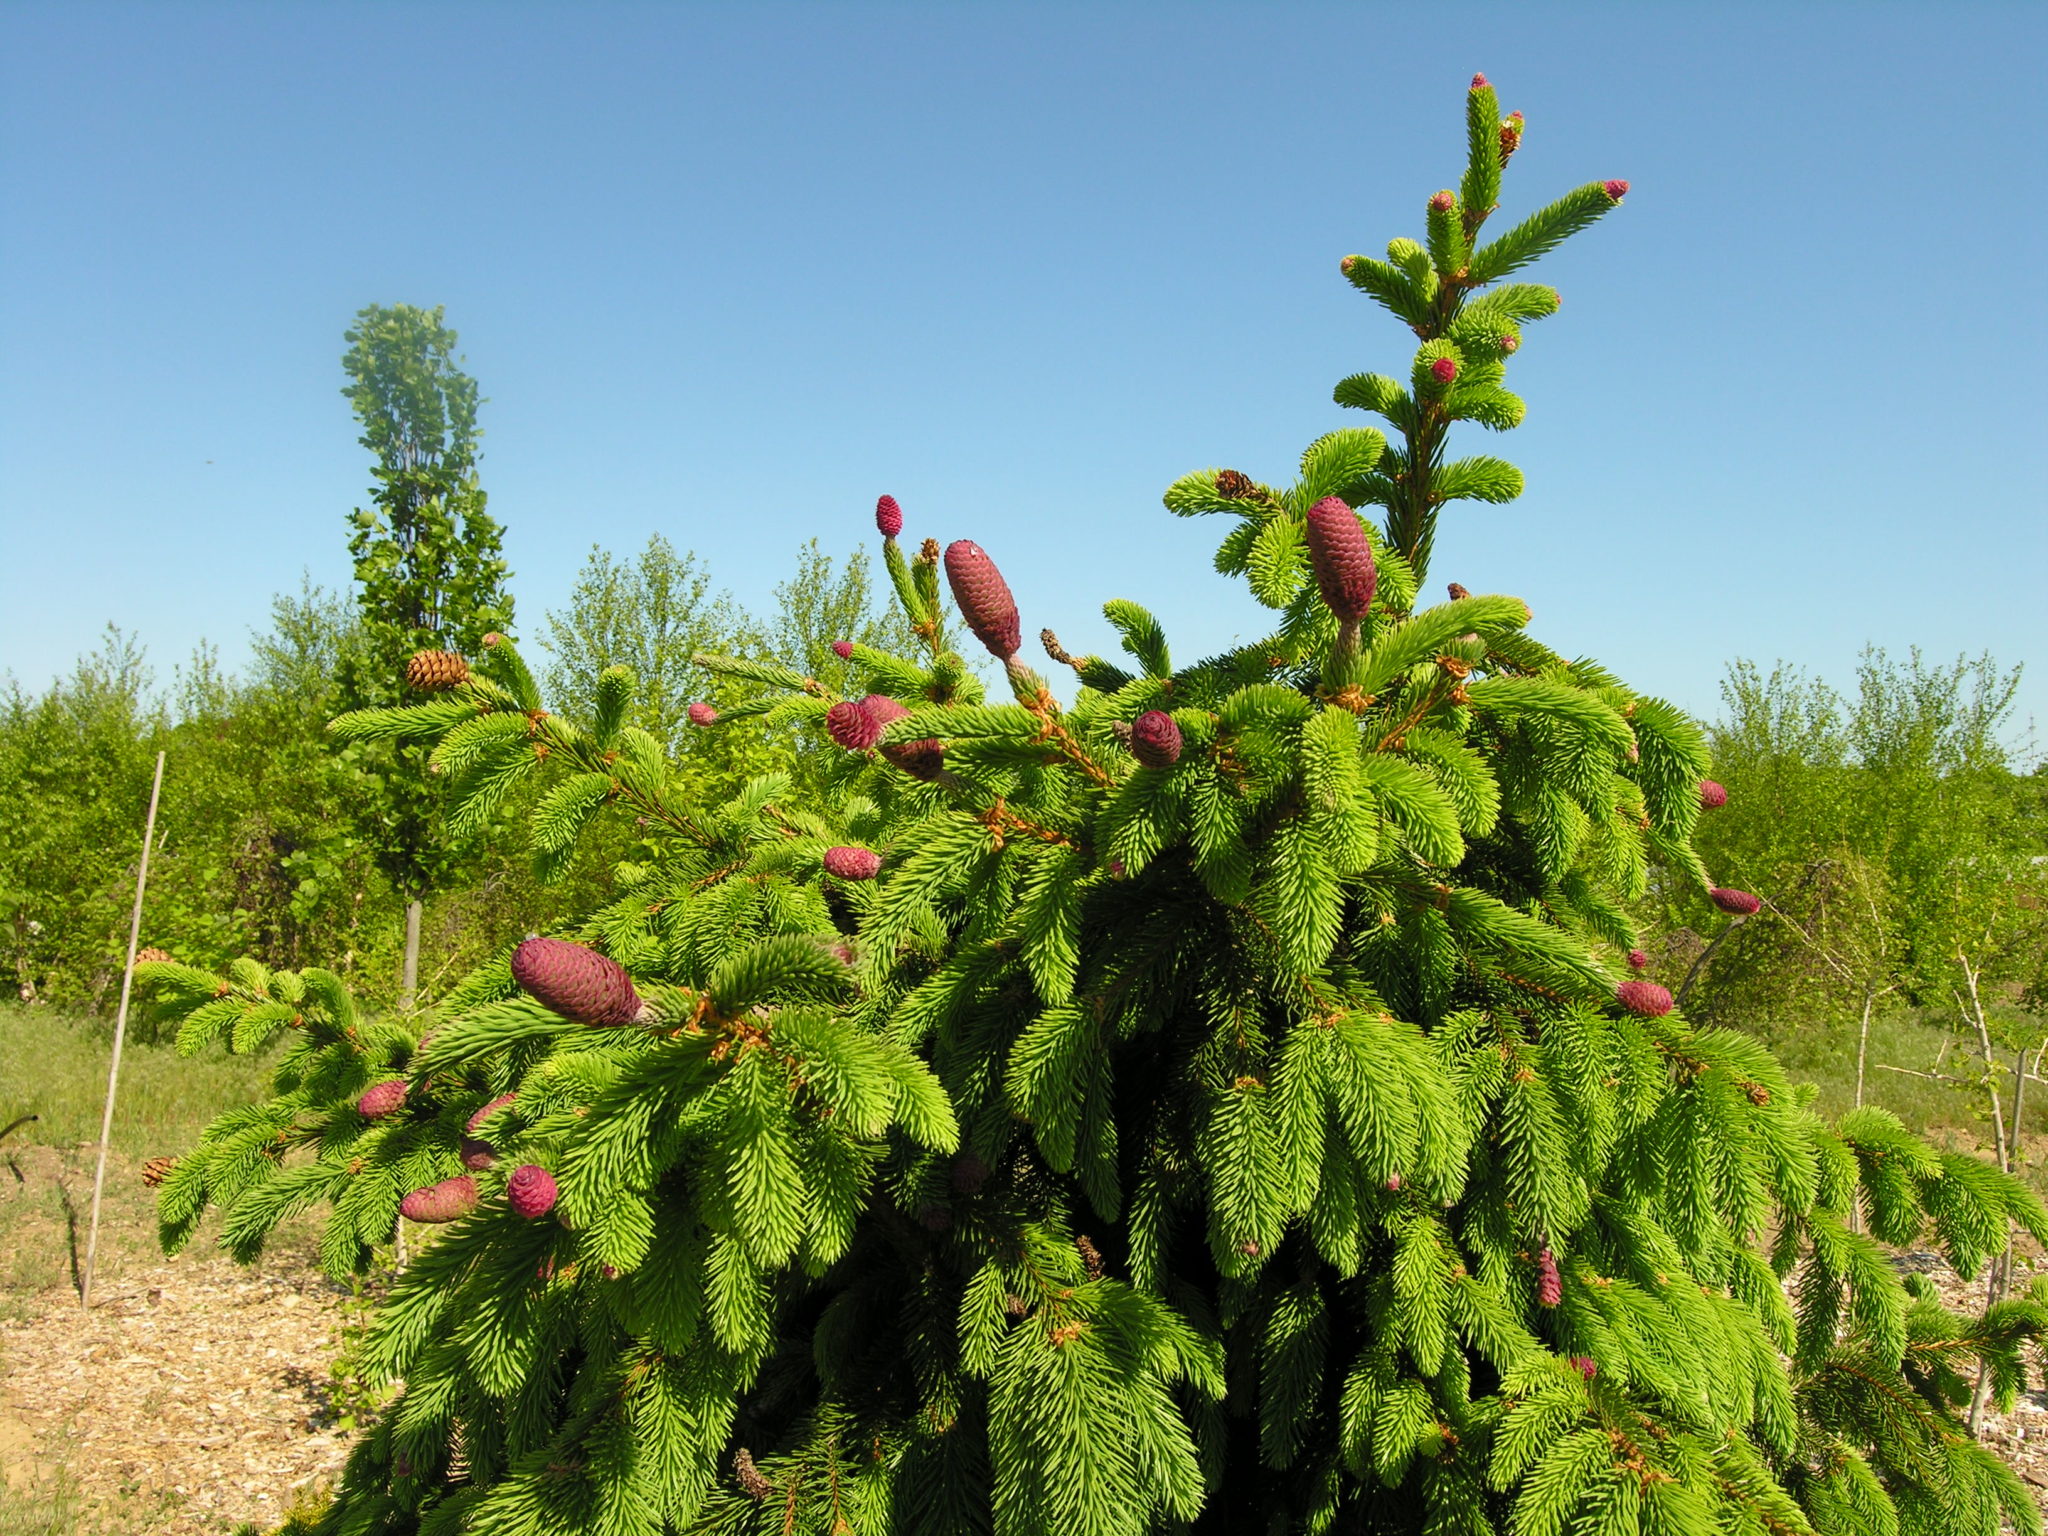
left=150, top=79, right=2048, bottom=1536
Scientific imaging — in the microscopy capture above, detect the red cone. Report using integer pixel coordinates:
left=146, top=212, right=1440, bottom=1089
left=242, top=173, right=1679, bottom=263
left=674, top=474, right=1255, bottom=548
left=400, top=1176, right=479, bottom=1224
left=687, top=702, right=718, bottom=727
left=1698, top=780, right=1728, bottom=810
left=1709, top=888, right=1761, bottom=916
left=1130, top=711, right=1182, bottom=768
left=823, top=846, right=882, bottom=881
left=1626, top=949, right=1649, bottom=971
left=1536, top=1247, right=1562, bottom=1307
left=357, top=1079, right=407, bottom=1118
left=1616, top=980, right=1673, bottom=1018
left=511, top=936, right=643, bottom=1027
left=876, top=495, right=903, bottom=538
left=1303, top=497, right=1377, bottom=621
left=943, top=541, right=1022, bottom=660
left=827, top=700, right=883, bottom=751
left=508, top=1164, right=559, bottom=1219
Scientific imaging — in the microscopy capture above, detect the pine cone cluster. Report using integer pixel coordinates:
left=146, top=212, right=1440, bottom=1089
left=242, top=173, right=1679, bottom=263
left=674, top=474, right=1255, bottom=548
left=943, top=540, right=1022, bottom=660
left=405, top=650, right=470, bottom=691
left=134, top=947, right=171, bottom=966
left=400, top=1176, right=479, bottom=1224
left=511, top=936, right=643, bottom=1027
left=1303, top=497, right=1378, bottom=621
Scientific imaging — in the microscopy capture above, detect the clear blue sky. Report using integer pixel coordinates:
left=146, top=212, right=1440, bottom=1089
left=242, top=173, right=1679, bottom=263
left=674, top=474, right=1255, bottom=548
left=3, top=2, right=2043, bottom=744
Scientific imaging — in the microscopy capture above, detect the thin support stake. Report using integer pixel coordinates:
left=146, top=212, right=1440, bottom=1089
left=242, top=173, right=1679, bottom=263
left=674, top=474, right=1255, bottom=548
left=82, top=749, right=166, bottom=1311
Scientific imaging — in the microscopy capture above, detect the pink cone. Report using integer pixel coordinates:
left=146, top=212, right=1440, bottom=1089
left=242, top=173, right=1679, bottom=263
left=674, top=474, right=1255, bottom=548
left=1499, top=334, right=1520, bottom=353
left=1626, top=950, right=1649, bottom=971
left=860, top=695, right=910, bottom=727
left=1698, top=779, right=1728, bottom=810
left=357, top=1079, right=407, bottom=1118
left=1430, top=190, right=1455, bottom=212
left=687, top=702, right=718, bottom=727
left=823, top=846, right=882, bottom=881
left=1536, top=1248, right=1562, bottom=1307
left=1303, top=497, right=1378, bottom=621
left=1709, top=887, right=1761, bottom=916
left=876, top=495, right=903, bottom=538
left=1430, top=357, right=1459, bottom=384
left=1571, top=1355, right=1597, bottom=1381
left=827, top=700, right=883, bottom=751
left=831, top=640, right=854, bottom=660
left=511, top=936, right=643, bottom=1027
left=1471, top=72, right=1490, bottom=89
left=507, top=1164, right=559, bottom=1220
left=943, top=540, right=1022, bottom=660
left=400, top=1176, right=479, bottom=1224
left=1602, top=179, right=1629, bottom=201
left=1616, top=980, right=1674, bottom=1018
left=459, top=1137, right=497, bottom=1171
left=1130, top=711, right=1182, bottom=768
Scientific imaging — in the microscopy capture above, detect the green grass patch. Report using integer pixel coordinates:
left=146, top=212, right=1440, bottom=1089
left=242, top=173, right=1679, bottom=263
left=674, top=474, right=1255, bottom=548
left=0, top=1004, right=276, bottom=1156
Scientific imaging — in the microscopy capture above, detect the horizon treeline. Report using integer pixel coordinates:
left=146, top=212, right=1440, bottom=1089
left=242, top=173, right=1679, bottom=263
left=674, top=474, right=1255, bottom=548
left=5, top=555, right=2040, bottom=1045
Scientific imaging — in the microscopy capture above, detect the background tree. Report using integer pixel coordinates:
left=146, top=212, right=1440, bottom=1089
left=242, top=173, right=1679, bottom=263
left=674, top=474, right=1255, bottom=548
left=337, top=303, right=514, bottom=1007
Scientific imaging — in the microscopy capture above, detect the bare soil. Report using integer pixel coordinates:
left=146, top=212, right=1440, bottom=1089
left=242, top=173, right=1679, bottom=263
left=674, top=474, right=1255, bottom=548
left=0, top=1143, right=354, bottom=1534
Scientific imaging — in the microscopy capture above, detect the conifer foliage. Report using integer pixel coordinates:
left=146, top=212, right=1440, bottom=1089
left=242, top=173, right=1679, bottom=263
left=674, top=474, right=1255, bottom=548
left=152, top=80, right=2048, bottom=1536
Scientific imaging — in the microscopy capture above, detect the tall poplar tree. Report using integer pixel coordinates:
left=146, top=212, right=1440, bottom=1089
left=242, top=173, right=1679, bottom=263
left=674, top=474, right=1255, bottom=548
left=152, top=81, right=2048, bottom=1535
left=338, top=303, right=514, bottom=1006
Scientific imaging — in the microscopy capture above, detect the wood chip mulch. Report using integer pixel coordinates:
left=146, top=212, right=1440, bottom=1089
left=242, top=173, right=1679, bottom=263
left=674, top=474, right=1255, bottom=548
left=0, top=1256, right=356, bottom=1533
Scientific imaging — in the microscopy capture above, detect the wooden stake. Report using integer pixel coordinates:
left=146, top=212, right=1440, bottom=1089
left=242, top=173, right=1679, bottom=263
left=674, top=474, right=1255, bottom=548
left=81, top=749, right=166, bottom=1311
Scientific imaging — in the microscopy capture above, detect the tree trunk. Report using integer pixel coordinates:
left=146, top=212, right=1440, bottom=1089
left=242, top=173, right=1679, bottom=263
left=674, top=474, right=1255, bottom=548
left=400, top=898, right=423, bottom=1010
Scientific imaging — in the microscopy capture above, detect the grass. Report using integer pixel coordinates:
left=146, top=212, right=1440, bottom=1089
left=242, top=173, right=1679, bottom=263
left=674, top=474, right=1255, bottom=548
left=0, top=1005, right=278, bottom=1156
left=0, top=1472, right=83, bottom=1536
left=0, top=1004, right=294, bottom=1315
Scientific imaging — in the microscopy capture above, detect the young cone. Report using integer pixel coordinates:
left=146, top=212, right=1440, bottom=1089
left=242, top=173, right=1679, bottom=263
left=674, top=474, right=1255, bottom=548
left=1303, top=496, right=1377, bottom=621
left=399, top=1175, right=478, bottom=1224
left=511, top=935, right=643, bottom=1026
left=507, top=1164, right=559, bottom=1219
left=943, top=540, right=1022, bottom=660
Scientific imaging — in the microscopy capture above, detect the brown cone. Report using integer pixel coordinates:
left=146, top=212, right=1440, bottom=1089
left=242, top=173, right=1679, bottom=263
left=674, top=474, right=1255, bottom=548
left=405, top=651, right=471, bottom=691
left=141, top=1155, right=176, bottom=1189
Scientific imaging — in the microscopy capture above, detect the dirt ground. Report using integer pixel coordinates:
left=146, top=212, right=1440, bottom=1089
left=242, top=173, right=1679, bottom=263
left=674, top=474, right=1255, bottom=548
left=1, top=1143, right=2045, bottom=1533
left=0, top=1143, right=355, bottom=1534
